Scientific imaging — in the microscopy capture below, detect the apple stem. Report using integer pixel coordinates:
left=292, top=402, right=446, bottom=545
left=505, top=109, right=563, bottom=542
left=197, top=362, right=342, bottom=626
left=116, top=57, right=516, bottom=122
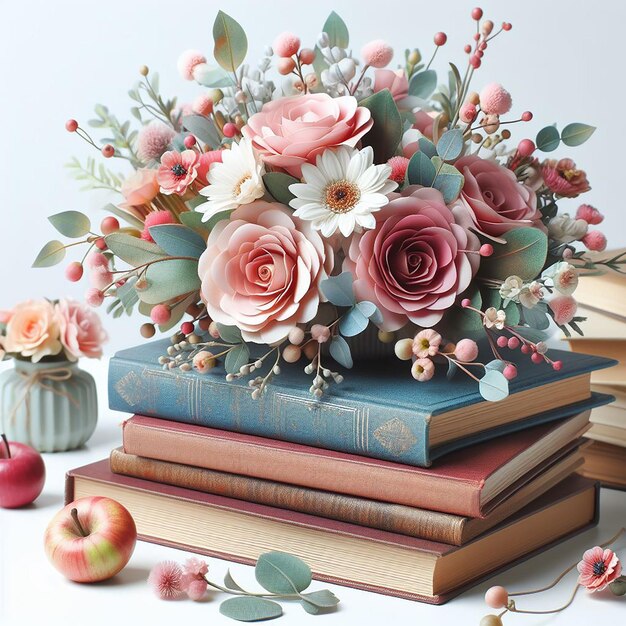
left=1, top=434, right=10, bottom=459
left=70, top=508, right=88, bottom=537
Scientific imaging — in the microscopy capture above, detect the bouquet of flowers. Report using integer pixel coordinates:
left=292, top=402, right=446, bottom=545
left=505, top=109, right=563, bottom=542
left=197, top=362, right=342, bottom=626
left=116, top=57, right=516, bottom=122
left=36, top=8, right=624, bottom=400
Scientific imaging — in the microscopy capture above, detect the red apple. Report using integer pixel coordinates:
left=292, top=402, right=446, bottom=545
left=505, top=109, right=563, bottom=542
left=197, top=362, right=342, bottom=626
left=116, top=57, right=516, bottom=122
left=0, top=433, right=46, bottom=508
left=44, top=496, right=137, bottom=582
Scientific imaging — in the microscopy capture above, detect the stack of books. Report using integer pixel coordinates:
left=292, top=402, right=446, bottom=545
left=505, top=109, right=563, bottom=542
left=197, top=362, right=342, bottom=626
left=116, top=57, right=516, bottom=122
left=66, top=340, right=615, bottom=603
left=566, top=265, right=626, bottom=489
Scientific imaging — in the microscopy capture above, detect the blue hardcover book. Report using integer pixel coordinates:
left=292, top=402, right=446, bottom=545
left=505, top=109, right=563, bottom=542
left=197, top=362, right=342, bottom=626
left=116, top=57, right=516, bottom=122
left=108, top=340, right=615, bottom=467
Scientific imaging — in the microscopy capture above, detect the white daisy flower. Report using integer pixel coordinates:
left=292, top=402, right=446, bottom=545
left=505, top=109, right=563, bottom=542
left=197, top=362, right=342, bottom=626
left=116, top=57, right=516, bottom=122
left=288, top=146, right=397, bottom=238
left=196, top=137, right=265, bottom=221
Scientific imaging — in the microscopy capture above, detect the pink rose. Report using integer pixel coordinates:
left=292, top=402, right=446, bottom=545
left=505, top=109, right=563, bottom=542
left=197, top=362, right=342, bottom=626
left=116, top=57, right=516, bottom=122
left=241, top=94, right=373, bottom=177
left=373, top=70, right=408, bottom=102
left=198, top=201, right=333, bottom=344
left=3, top=300, right=62, bottom=362
left=345, top=187, right=480, bottom=331
left=56, top=299, right=108, bottom=360
left=120, top=168, right=159, bottom=208
left=454, top=155, right=543, bottom=238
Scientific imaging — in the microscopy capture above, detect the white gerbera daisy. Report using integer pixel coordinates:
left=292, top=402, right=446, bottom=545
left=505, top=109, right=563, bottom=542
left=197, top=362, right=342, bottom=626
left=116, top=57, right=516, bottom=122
left=196, top=137, right=265, bottom=221
left=288, top=146, right=397, bottom=238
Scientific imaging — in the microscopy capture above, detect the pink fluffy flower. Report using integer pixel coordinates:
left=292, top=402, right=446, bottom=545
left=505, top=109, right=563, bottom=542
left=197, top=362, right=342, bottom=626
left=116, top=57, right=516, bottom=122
left=479, top=83, right=513, bottom=115
left=577, top=546, right=622, bottom=592
left=89, top=264, right=113, bottom=291
left=455, top=338, right=479, bottom=362
left=55, top=299, right=107, bottom=360
left=412, top=329, right=442, bottom=358
left=85, top=288, right=104, bottom=308
left=241, top=93, right=373, bottom=177
left=157, top=150, right=200, bottom=195
left=387, top=156, right=409, bottom=184
left=137, top=120, right=176, bottom=163
left=198, top=201, right=333, bottom=344
left=120, top=168, right=160, bottom=208
left=181, top=557, right=209, bottom=601
left=148, top=561, right=185, bottom=600
left=549, top=295, right=578, bottom=326
left=86, top=252, right=109, bottom=270
left=177, top=50, right=207, bottom=81
left=373, top=70, right=408, bottom=102
left=576, top=204, right=604, bottom=225
left=361, top=40, right=394, bottom=68
left=582, top=230, right=607, bottom=252
left=192, top=93, right=213, bottom=116
left=542, top=159, right=590, bottom=198
left=141, top=210, right=175, bottom=242
left=344, top=187, right=480, bottom=331
left=454, top=155, right=543, bottom=238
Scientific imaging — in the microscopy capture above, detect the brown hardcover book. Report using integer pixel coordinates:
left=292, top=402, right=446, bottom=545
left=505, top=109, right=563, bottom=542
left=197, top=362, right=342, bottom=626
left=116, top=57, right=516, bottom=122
left=580, top=440, right=626, bottom=490
left=65, top=463, right=598, bottom=605
left=110, top=444, right=583, bottom=546
left=122, top=411, right=592, bottom=518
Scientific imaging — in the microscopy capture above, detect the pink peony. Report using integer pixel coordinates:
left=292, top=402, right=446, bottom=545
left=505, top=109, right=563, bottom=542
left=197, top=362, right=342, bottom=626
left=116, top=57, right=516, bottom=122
left=577, top=546, right=622, bottom=592
left=241, top=94, right=373, bottom=178
left=373, top=70, right=408, bottom=102
left=141, top=210, right=175, bottom=242
left=137, top=121, right=176, bottom=163
left=198, top=201, right=333, bottom=344
left=157, top=150, right=200, bottom=196
left=454, top=155, right=543, bottom=238
left=56, top=299, right=108, bottom=360
left=542, top=158, right=590, bottom=198
left=344, top=187, right=480, bottom=331
left=120, top=168, right=160, bottom=208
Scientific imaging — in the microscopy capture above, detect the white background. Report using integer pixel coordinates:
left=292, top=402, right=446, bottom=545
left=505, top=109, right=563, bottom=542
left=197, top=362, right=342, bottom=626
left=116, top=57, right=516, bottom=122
left=1, top=0, right=625, bottom=354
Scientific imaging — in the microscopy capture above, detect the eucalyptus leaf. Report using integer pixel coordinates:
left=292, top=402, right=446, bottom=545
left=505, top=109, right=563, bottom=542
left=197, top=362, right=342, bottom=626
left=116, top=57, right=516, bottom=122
left=263, top=172, right=298, bottom=205
left=406, top=151, right=436, bottom=186
left=513, top=326, right=550, bottom=343
left=182, top=114, right=221, bottom=148
left=329, top=335, right=353, bottom=369
left=255, top=551, right=312, bottom=594
left=339, top=306, right=369, bottom=337
left=446, top=359, right=458, bottom=380
left=485, top=359, right=507, bottom=373
left=32, top=240, right=66, bottom=268
left=536, top=125, right=560, bottom=152
left=213, top=10, right=248, bottom=72
left=560, top=122, right=596, bottom=147
left=358, top=89, right=402, bottom=163
left=192, top=65, right=234, bottom=88
left=224, top=569, right=246, bottom=592
left=479, top=369, right=509, bottom=402
left=418, top=137, right=437, bottom=159
left=140, top=259, right=201, bottom=304
left=356, top=300, right=383, bottom=324
left=180, top=210, right=211, bottom=233
left=442, top=288, right=483, bottom=334
left=431, top=158, right=464, bottom=203
left=522, top=304, right=550, bottom=330
left=225, top=343, right=250, bottom=374
left=148, top=224, right=207, bottom=259
left=322, top=11, right=349, bottom=48
left=408, top=70, right=437, bottom=99
left=117, top=276, right=139, bottom=314
left=219, top=597, right=282, bottom=622
left=300, top=589, right=340, bottom=608
left=320, top=272, right=355, bottom=307
left=436, top=129, right=464, bottom=162
left=105, top=232, right=167, bottom=266
left=48, top=211, right=91, bottom=238
left=216, top=323, right=243, bottom=343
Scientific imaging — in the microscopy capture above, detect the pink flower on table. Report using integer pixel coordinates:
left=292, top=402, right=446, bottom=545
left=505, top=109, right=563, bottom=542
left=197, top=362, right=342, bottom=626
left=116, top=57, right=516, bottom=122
left=542, top=158, right=590, bottom=198
left=120, top=168, right=159, bottom=208
left=181, top=557, right=209, bottom=601
left=198, top=201, right=334, bottom=344
left=454, top=155, right=543, bottom=238
left=241, top=93, right=373, bottom=178
left=373, top=70, right=408, bottom=102
left=577, top=546, right=622, bottom=592
left=344, top=187, right=480, bottom=331
left=2, top=300, right=62, bottom=362
left=56, top=299, right=108, bottom=361
left=157, top=150, right=200, bottom=196
left=148, top=561, right=185, bottom=600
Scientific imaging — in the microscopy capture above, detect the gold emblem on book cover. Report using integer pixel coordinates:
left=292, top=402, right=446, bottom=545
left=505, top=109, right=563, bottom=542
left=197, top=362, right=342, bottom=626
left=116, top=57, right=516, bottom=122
left=373, top=418, right=418, bottom=455
left=115, top=371, right=146, bottom=406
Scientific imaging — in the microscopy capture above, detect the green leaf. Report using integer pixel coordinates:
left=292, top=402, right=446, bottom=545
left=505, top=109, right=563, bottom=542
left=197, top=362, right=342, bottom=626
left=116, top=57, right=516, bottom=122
left=408, top=70, right=437, bottom=99
left=140, top=259, right=201, bottom=304
left=329, top=335, right=353, bottom=369
left=117, top=277, right=139, bottom=314
left=522, top=304, right=550, bottom=330
left=32, top=240, right=66, bottom=268
left=436, top=129, right=464, bottom=162
left=536, top=126, right=560, bottom=152
left=560, top=123, right=596, bottom=147
left=358, top=89, right=402, bottom=163
left=213, top=10, right=248, bottom=73
left=224, top=569, right=246, bottom=592
left=479, top=369, right=509, bottom=402
left=339, top=306, right=369, bottom=337
left=431, top=158, right=464, bottom=203
left=406, top=151, right=436, bottom=186
left=180, top=210, right=211, bottom=233
left=192, top=65, right=234, bottom=88
left=182, top=114, right=221, bottom=148
left=418, top=137, right=437, bottom=159
left=263, top=172, right=298, bottom=205
left=225, top=343, right=250, bottom=374
left=442, top=287, right=483, bottom=334
left=219, top=597, right=282, bottom=622
left=299, top=589, right=340, bottom=609
left=48, top=211, right=91, bottom=238
left=485, top=359, right=507, bottom=373
left=216, top=323, right=243, bottom=343
left=356, top=300, right=383, bottom=325
left=148, top=224, right=206, bottom=259
left=322, top=11, right=349, bottom=48
left=320, top=272, right=355, bottom=307
left=105, top=232, right=167, bottom=266
left=255, top=552, right=312, bottom=594
left=480, top=227, right=548, bottom=282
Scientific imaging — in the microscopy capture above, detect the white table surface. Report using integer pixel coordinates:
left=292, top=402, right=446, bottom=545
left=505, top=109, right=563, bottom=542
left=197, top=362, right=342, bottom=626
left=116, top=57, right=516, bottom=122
left=1, top=359, right=625, bottom=626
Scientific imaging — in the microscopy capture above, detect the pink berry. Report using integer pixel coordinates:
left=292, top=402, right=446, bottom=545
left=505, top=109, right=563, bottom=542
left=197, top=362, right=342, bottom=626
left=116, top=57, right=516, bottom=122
left=461, top=298, right=471, bottom=308
left=502, top=22, right=512, bottom=31
left=464, top=44, right=472, bottom=54
left=150, top=304, right=171, bottom=325
left=65, top=119, right=78, bottom=132
left=507, top=337, right=520, bottom=349
left=480, top=244, right=493, bottom=257
left=434, top=32, right=447, bottom=46
left=222, top=122, right=237, bottom=138
left=181, top=321, right=195, bottom=335
left=85, top=288, right=104, bottom=308
left=485, top=585, right=509, bottom=609
left=479, top=42, right=488, bottom=51
left=94, top=237, right=107, bottom=250
left=65, top=261, right=84, bottom=282
left=470, top=55, right=481, bottom=69
left=273, top=32, right=301, bottom=58
left=503, top=364, right=517, bottom=380
left=521, top=111, right=533, bottom=122
left=552, top=360, right=563, bottom=371
left=184, top=135, right=197, bottom=148
left=101, top=216, right=120, bottom=235
left=582, top=230, right=607, bottom=252
left=477, top=50, right=484, bottom=58
left=497, top=336, right=508, bottom=348
left=459, top=102, right=477, bottom=124
left=531, top=352, right=543, bottom=364
left=473, top=33, right=480, bottom=41
left=101, top=144, right=115, bottom=158
left=299, top=48, right=316, bottom=65
left=277, top=57, right=296, bottom=75
left=517, top=139, right=535, bottom=157
left=471, top=7, right=484, bottom=20
left=520, top=344, right=531, bottom=354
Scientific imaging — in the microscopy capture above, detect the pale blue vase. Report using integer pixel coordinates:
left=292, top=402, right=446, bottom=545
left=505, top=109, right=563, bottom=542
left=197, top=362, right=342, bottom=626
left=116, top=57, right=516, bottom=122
left=0, top=359, right=98, bottom=452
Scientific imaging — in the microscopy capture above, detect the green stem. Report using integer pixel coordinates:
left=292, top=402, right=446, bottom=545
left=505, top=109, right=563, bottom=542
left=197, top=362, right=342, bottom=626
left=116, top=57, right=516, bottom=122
left=204, top=577, right=300, bottom=599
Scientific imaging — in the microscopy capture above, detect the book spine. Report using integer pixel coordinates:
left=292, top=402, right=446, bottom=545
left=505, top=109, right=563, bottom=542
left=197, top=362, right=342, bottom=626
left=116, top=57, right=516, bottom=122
left=109, top=356, right=432, bottom=466
left=122, top=420, right=481, bottom=517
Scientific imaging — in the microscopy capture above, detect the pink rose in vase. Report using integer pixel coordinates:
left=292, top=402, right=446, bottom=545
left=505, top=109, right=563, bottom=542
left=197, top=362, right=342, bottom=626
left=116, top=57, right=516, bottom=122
left=56, top=299, right=108, bottom=360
